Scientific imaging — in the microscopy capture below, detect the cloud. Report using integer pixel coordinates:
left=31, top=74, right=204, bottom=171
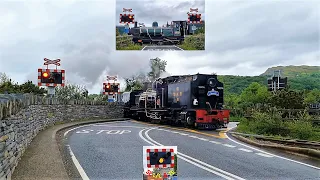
left=0, top=0, right=319, bottom=94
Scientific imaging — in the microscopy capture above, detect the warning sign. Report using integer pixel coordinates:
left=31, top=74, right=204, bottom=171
left=143, top=146, right=178, bottom=180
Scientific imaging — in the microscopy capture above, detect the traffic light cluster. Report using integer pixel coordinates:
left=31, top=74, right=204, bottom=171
left=39, top=70, right=63, bottom=84
left=120, top=14, right=134, bottom=23
left=150, top=152, right=172, bottom=166
left=188, top=13, right=201, bottom=22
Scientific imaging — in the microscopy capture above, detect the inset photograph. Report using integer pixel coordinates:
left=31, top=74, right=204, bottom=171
left=116, top=0, right=205, bottom=51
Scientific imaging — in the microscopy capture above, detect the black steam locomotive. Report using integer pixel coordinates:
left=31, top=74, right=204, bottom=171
left=122, top=73, right=230, bottom=130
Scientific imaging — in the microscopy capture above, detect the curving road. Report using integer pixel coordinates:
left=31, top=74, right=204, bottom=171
left=63, top=120, right=320, bottom=180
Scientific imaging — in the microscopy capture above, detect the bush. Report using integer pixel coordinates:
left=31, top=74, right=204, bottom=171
left=286, top=121, right=316, bottom=140
left=116, top=34, right=143, bottom=50
left=237, top=110, right=320, bottom=141
left=179, top=33, right=204, bottom=50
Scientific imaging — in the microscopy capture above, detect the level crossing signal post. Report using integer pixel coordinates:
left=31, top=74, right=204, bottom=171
left=120, top=8, right=134, bottom=30
left=143, top=146, right=178, bottom=180
left=103, top=75, right=120, bottom=102
left=188, top=8, right=202, bottom=34
left=38, top=58, right=65, bottom=98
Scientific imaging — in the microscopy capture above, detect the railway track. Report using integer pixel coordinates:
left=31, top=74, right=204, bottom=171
left=230, top=132, right=320, bottom=150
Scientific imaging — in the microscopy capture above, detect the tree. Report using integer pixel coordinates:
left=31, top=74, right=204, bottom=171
left=0, top=73, right=46, bottom=95
left=147, top=57, right=167, bottom=81
left=269, top=88, right=305, bottom=109
left=124, top=57, right=167, bottom=91
left=19, top=81, right=46, bottom=94
left=124, top=75, right=143, bottom=91
left=240, top=82, right=270, bottom=106
left=304, top=89, right=320, bottom=104
left=55, top=83, right=88, bottom=100
left=0, top=72, right=11, bottom=84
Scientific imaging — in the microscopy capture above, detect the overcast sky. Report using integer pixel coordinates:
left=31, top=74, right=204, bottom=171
left=0, top=0, right=319, bottom=94
left=116, top=0, right=205, bottom=27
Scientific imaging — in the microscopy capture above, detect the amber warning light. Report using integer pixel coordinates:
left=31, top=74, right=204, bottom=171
left=42, top=72, right=49, bottom=78
left=143, top=146, right=178, bottom=179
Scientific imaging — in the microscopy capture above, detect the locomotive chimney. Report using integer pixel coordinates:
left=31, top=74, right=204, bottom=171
left=134, top=21, right=137, bottom=28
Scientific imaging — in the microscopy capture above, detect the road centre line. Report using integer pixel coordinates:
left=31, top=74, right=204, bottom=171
left=225, top=127, right=320, bottom=170
left=209, top=141, right=221, bottom=144
left=131, top=120, right=223, bottom=138
left=223, top=144, right=236, bottom=148
left=142, top=128, right=245, bottom=180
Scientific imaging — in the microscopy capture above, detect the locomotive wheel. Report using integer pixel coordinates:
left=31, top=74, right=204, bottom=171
left=185, top=116, right=195, bottom=127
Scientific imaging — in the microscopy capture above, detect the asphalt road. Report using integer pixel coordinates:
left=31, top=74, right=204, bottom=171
left=64, top=120, right=320, bottom=180
left=141, top=45, right=184, bottom=51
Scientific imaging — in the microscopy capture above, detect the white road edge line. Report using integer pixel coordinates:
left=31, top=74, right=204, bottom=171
left=142, top=128, right=245, bottom=180
left=141, top=46, right=147, bottom=50
left=66, top=145, right=90, bottom=180
left=64, top=122, right=148, bottom=180
left=225, top=127, right=320, bottom=170
left=173, top=45, right=184, bottom=51
left=238, top=148, right=253, bottom=153
left=255, top=153, right=274, bottom=158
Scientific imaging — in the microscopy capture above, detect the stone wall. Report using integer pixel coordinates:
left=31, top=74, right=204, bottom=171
left=0, top=94, right=124, bottom=179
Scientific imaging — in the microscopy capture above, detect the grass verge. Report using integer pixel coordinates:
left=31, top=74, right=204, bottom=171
left=235, top=112, right=320, bottom=142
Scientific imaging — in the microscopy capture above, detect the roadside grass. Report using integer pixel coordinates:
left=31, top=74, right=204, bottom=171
left=116, top=44, right=143, bottom=50
left=236, top=112, right=320, bottom=142
left=116, top=34, right=143, bottom=50
left=178, top=33, right=205, bottom=50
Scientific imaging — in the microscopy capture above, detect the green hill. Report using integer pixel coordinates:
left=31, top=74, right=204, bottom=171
left=219, top=65, right=320, bottom=94
left=260, top=65, right=320, bottom=78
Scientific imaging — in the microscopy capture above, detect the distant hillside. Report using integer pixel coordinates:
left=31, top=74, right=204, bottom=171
left=219, top=65, right=320, bottom=94
left=260, top=65, right=320, bottom=78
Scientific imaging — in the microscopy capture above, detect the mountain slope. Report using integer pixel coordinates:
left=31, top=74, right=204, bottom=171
left=260, top=65, right=320, bottom=78
left=219, top=65, right=319, bottom=94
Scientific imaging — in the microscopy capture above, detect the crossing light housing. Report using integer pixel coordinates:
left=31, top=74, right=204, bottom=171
left=150, top=152, right=172, bottom=165
left=189, top=14, right=201, bottom=22
left=41, top=71, right=62, bottom=84
left=120, top=14, right=134, bottom=23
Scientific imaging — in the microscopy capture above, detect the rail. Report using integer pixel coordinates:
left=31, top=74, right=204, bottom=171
left=230, top=132, right=320, bottom=150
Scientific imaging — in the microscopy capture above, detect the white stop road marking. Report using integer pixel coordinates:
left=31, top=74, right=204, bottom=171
left=76, top=129, right=131, bottom=134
